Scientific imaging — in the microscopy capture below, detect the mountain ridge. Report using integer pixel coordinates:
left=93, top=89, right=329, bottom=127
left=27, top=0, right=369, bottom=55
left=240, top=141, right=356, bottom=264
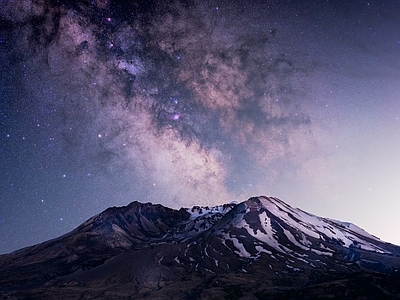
left=1, top=196, right=400, bottom=299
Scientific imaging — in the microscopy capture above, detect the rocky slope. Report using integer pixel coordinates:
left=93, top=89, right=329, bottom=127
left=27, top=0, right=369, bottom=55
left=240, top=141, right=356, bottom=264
left=1, top=196, right=400, bottom=299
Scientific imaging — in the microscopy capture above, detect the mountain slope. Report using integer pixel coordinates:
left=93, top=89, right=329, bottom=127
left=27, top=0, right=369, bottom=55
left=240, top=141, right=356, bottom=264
left=1, top=196, right=399, bottom=299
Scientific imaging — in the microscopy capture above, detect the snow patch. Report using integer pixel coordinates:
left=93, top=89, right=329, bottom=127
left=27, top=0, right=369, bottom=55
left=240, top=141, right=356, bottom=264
left=244, top=212, right=285, bottom=253
left=310, top=248, right=333, bottom=256
left=255, top=245, right=272, bottom=255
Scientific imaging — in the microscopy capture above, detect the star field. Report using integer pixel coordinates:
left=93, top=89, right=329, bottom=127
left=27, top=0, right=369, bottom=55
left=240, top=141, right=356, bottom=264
left=1, top=0, right=400, bottom=254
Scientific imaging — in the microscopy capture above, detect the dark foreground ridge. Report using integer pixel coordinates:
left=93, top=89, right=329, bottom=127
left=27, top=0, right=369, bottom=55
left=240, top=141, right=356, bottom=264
left=1, top=196, right=400, bottom=299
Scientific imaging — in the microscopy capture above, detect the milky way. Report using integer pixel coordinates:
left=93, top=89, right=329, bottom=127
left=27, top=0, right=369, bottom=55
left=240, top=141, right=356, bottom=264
left=1, top=0, right=400, bottom=253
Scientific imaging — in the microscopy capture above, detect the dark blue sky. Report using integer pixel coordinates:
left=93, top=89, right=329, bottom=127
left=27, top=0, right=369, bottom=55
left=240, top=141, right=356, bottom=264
left=1, top=0, right=400, bottom=254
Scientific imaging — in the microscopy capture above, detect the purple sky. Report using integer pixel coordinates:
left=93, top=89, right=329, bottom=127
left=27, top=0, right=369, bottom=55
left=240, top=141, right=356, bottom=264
left=1, top=0, right=400, bottom=253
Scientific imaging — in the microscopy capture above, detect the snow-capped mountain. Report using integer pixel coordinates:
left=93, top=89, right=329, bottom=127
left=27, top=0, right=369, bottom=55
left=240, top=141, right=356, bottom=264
left=1, top=196, right=400, bottom=299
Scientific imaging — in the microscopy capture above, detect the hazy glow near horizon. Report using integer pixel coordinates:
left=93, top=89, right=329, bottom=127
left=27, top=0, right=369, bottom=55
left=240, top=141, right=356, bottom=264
left=1, top=0, right=400, bottom=253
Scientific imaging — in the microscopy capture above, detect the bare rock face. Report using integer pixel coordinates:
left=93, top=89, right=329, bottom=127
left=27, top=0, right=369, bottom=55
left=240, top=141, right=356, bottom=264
left=1, top=196, right=400, bottom=299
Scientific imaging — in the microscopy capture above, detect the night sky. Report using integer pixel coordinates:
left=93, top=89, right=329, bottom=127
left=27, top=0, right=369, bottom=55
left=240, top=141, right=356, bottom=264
left=1, top=0, right=400, bottom=254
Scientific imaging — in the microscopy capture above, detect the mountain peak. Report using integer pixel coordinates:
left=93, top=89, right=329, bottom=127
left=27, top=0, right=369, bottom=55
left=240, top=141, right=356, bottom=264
left=240, top=196, right=391, bottom=255
left=1, top=196, right=400, bottom=299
